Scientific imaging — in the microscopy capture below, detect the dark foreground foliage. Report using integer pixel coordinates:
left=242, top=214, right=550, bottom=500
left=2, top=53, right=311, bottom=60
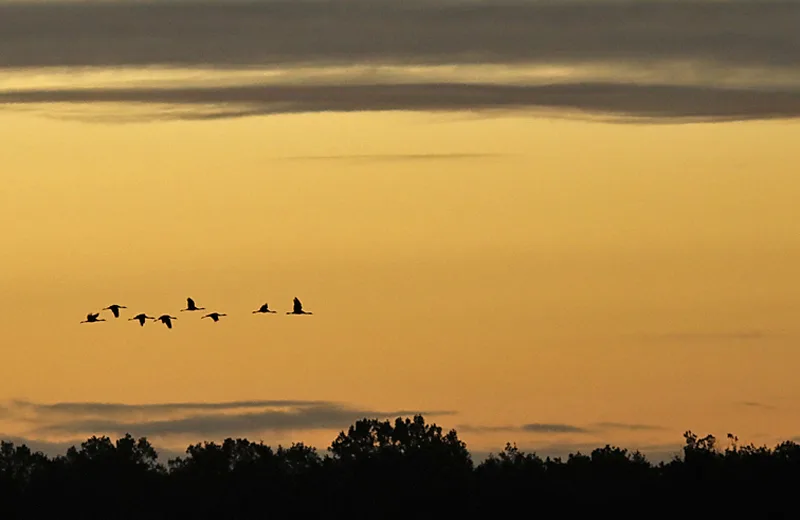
left=1, top=415, right=798, bottom=519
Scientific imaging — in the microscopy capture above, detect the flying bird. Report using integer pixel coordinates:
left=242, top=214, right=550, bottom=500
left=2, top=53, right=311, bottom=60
left=286, top=297, right=313, bottom=315
left=181, top=298, right=205, bottom=312
left=80, top=312, right=105, bottom=324
left=202, top=312, right=227, bottom=322
left=155, top=315, right=178, bottom=329
left=103, top=304, right=127, bottom=318
left=129, top=313, right=155, bottom=327
left=253, top=303, right=276, bottom=314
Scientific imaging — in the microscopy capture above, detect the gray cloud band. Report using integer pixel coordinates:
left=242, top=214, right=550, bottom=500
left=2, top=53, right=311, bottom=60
left=3, top=82, right=800, bottom=122
left=2, top=1, right=799, bottom=123
left=12, top=399, right=330, bottom=415
left=5, top=399, right=457, bottom=438
left=1, top=1, right=798, bottom=70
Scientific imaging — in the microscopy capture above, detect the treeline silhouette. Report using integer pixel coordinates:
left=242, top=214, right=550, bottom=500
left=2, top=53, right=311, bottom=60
left=1, top=415, right=797, bottom=518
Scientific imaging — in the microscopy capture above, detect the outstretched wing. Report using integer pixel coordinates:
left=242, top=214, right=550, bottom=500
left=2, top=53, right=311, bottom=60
left=293, top=298, right=302, bottom=313
left=187, top=297, right=195, bottom=308
left=89, top=312, right=98, bottom=319
left=111, top=306, right=120, bottom=318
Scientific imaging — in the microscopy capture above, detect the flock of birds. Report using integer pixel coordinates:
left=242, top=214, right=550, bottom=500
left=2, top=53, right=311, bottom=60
left=79, top=297, right=313, bottom=329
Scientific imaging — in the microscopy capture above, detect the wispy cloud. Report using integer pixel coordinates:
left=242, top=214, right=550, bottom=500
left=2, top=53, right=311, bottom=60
left=12, top=399, right=328, bottom=416
left=739, top=401, right=777, bottom=410
left=456, top=425, right=524, bottom=434
left=457, top=421, right=664, bottom=434
left=633, top=330, right=776, bottom=343
left=4, top=399, right=456, bottom=439
left=522, top=423, right=589, bottom=433
left=3, top=82, right=800, bottom=123
left=593, top=422, right=666, bottom=432
left=275, top=153, right=508, bottom=162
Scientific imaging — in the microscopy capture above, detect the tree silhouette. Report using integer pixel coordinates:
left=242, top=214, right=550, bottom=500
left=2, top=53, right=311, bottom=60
left=0, top=420, right=797, bottom=518
left=327, top=415, right=473, bottom=510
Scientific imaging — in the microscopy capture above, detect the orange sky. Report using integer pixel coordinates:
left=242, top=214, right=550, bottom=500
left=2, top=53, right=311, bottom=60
left=2, top=105, right=800, bottom=460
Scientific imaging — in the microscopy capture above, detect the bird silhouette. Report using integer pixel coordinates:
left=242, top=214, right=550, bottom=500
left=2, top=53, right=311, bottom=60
left=202, top=312, right=227, bottom=322
left=253, top=303, right=276, bottom=314
left=80, top=312, right=105, bottom=324
left=286, top=297, right=313, bottom=315
left=156, top=315, right=178, bottom=329
left=103, top=304, right=127, bottom=318
left=181, top=298, right=205, bottom=312
left=129, top=313, right=155, bottom=327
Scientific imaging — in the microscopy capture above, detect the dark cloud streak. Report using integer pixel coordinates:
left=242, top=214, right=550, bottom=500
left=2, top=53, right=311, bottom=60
left=740, top=401, right=777, bottom=410
left=522, top=423, right=589, bottom=433
left=3, top=82, right=800, bottom=122
left=457, top=421, right=664, bottom=434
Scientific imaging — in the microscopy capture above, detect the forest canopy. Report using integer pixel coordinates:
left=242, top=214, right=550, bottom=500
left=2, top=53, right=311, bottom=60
left=1, top=415, right=797, bottom=518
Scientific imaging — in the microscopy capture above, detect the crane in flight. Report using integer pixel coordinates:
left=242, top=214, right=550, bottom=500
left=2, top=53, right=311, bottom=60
left=80, top=312, right=105, bottom=324
left=286, top=297, right=313, bottom=315
left=103, top=304, right=127, bottom=318
left=181, top=298, right=205, bottom=312
left=253, top=303, right=277, bottom=314
left=202, top=312, right=227, bottom=322
left=155, top=315, right=178, bottom=329
left=129, top=313, right=155, bottom=327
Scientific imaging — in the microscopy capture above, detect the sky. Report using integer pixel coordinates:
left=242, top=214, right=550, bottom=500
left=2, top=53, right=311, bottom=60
left=1, top=0, right=800, bottom=464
